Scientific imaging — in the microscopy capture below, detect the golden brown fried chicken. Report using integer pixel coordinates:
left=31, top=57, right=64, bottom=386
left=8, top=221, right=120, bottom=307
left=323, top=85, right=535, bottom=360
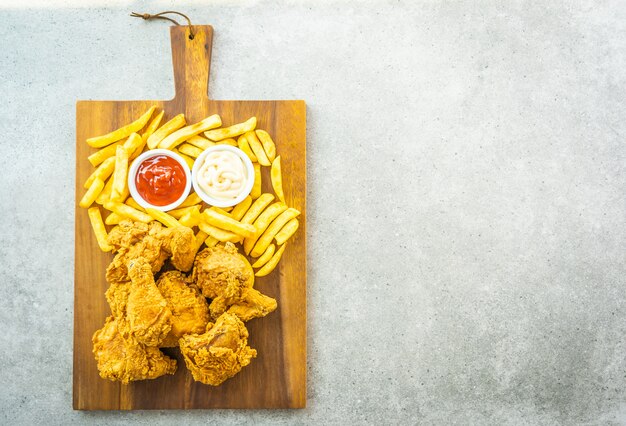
left=106, top=220, right=195, bottom=283
left=192, top=243, right=254, bottom=304
left=126, top=259, right=172, bottom=346
left=92, top=316, right=177, bottom=384
left=224, top=287, right=278, bottom=322
left=156, top=271, right=210, bottom=347
left=165, top=227, right=196, bottom=273
left=104, top=280, right=131, bottom=337
left=107, top=220, right=152, bottom=248
left=179, top=313, right=257, bottom=386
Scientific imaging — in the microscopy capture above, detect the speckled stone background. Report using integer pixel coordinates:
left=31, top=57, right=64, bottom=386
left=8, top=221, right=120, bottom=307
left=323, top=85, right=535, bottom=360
left=0, top=1, right=624, bottom=424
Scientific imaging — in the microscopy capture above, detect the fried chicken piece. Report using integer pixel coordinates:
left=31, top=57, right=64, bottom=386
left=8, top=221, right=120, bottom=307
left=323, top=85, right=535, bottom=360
left=179, top=313, right=257, bottom=386
left=156, top=271, right=210, bottom=347
left=92, top=316, right=177, bottom=384
left=192, top=243, right=254, bottom=302
left=223, top=287, right=278, bottom=322
left=106, top=220, right=195, bottom=283
left=107, top=220, right=152, bottom=248
left=164, top=226, right=196, bottom=273
left=126, top=259, right=172, bottom=346
left=105, top=280, right=131, bottom=337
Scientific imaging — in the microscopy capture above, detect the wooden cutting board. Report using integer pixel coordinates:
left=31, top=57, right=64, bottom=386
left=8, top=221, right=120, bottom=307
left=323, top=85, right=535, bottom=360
left=73, top=25, right=306, bottom=410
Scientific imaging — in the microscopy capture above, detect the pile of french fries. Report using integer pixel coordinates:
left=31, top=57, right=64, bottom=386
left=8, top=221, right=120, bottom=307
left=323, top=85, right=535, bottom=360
left=79, top=106, right=300, bottom=277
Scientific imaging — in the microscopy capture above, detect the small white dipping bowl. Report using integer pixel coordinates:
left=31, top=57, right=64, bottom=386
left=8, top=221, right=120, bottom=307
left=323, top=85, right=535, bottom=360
left=128, top=149, right=191, bottom=212
left=192, top=145, right=255, bottom=208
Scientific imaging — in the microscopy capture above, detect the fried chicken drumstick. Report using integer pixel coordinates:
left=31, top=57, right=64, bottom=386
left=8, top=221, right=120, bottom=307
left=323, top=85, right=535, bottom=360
left=126, top=258, right=172, bottom=347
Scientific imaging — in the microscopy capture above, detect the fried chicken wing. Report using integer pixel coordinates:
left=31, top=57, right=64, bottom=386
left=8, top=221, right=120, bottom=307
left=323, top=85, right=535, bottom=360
left=192, top=243, right=254, bottom=302
left=107, top=220, right=152, bottom=248
left=179, top=313, right=257, bottom=386
left=126, top=259, right=172, bottom=346
left=163, top=227, right=196, bottom=272
left=92, top=316, right=177, bottom=384
left=224, top=287, right=278, bottom=322
left=156, top=271, right=210, bottom=347
left=106, top=220, right=195, bottom=283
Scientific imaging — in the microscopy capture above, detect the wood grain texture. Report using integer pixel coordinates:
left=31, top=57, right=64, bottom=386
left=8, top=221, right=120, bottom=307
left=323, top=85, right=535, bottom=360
left=73, top=25, right=306, bottom=410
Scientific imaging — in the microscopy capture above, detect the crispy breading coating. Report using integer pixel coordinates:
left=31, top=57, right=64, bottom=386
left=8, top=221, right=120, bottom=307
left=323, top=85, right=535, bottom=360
left=92, top=316, right=176, bottom=384
left=156, top=271, right=210, bottom=347
left=179, top=313, right=257, bottom=386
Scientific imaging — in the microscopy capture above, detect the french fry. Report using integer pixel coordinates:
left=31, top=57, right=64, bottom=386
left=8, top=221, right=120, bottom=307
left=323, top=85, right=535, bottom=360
left=271, top=156, right=286, bottom=203
left=252, top=244, right=275, bottom=268
left=105, top=212, right=123, bottom=225
left=96, top=177, right=114, bottom=204
left=198, top=222, right=241, bottom=243
left=237, top=134, right=257, bottom=162
left=104, top=201, right=153, bottom=223
left=179, top=205, right=202, bottom=227
left=79, top=177, right=105, bottom=208
left=88, top=141, right=123, bottom=167
left=194, top=230, right=209, bottom=251
left=230, top=196, right=252, bottom=221
left=119, top=180, right=130, bottom=202
left=241, top=193, right=275, bottom=224
left=125, top=197, right=145, bottom=212
left=84, top=156, right=115, bottom=188
left=250, top=207, right=300, bottom=257
left=243, top=202, right=287, bottom=254
left=251, top=163, right=262, bottom=199
left=205, top=235, right=219, bottom=247
left=210, top=206, right=232, bottom=217
left=86, top=105, right=156, bottom=148
left=275, top=218, right=299, bottom=246
left=178, top=192, right=203, bottom=208
left=168, top=205, right=197, bottom=219
left=87, top=207, right=114, bottom=252
left=145, top=208, right=181, bottom=228
left=147, top=114, right=186, bottom=149
left=186, top=135, right=214, bottom=150
left=255, top=130, right=276, bottom=162
left=244, top=131, right=271, bottom=166
left=110, top=145, right=129, bottom=202
left=178, top=143, right=203, bottom=158
left=172, top=149, right=195, bottom=169
left=122, top=132, right=143, bottom=156
left=255, top=244, right=286, bottom=277
left=217, top=138, right=238, bottom=146
left=202, top=209, right=256, bottom=238
left=204, top=117, right=256, bottom=141
left=142, top=110, right=164, bottom=138
left=159, top=114, right=222, bottom=150
left=130, top=140, right=148, bottom=162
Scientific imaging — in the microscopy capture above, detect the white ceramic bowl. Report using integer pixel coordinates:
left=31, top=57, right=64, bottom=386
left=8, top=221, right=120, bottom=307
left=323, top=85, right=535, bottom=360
left=192, top=145, right=255, bottom=208
left=128, top=149, right=191, bottom=211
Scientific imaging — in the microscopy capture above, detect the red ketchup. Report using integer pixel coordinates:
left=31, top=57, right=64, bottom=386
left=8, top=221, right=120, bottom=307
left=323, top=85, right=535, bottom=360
left=135, top=155, right=187, bottom=206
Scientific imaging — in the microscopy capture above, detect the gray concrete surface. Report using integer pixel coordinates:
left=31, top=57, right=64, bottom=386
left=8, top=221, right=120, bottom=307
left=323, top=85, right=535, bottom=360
left=0, top=1, right=625, bottom=424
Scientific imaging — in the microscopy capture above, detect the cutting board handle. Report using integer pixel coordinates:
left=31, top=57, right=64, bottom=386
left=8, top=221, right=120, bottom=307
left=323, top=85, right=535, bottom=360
left=170, top=25, right=213, bottom=110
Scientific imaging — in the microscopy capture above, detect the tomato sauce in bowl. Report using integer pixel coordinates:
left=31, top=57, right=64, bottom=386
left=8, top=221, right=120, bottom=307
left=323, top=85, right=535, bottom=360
left=128, top=149, right=191, bottom=211
left=135, top=155, right=187, bottom=206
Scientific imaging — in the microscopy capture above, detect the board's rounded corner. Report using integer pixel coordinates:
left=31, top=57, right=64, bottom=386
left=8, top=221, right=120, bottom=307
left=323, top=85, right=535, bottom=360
left=76, top=100, right=89, bottom=112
